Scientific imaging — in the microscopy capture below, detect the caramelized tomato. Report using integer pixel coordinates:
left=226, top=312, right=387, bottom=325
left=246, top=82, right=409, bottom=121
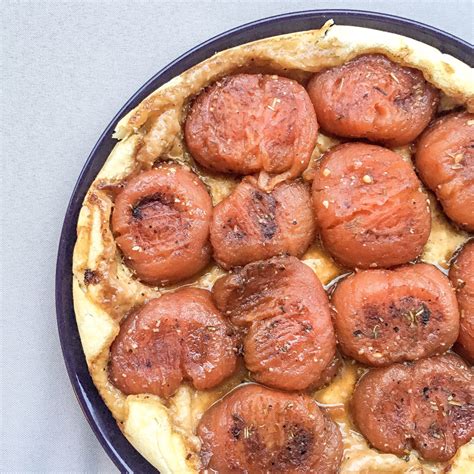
left=332, top=263, right=459, bottom=365
left=109, top=288, right=238, bottom=398
left=416, top=111, right=474, bottom=231
left=450, top=240, right=474, bottom=363
left=351, top=354, right=474, bottom=462
left=312, top=142, right=431, bottom=269
left=307, top=54, right=438, bottom=146
left=111, top=165, right=212, bottom=285
left=185, top=74, right=318, bottom=183
left=198, top=384, right=343, bottom=473
left=213, top=256, right=335, bottom=391
left=210, top=177, right=315, bottom=269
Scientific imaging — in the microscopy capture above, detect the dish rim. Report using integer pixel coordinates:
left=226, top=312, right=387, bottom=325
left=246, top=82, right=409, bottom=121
left=55, top=9, right=473, bottom=473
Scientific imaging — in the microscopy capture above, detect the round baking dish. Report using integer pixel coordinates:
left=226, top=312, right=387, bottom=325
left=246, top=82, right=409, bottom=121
left=56, top=9, right=473, bottom=472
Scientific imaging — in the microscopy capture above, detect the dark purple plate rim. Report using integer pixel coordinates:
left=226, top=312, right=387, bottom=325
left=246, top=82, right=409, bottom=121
left=55, top=9, right=473, bottom=473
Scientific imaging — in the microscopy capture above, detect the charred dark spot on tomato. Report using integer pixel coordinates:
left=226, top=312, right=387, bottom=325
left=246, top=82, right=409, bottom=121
left=280, top=426, right=314, bottom=466
left=132, top=192, right=175, bottom=220
left=230, top=413, right=245, bottom=439
left=233, top=227, right=247, bottom=240
left=420, top=305, right=431, bottom=325
left=448, top=403, right=472, bottom=430
left=261, top=219, right=277, bottom=240
left=243, top=427, right=264, bottom=458
left=229, top=427, right=240, bottom=441
left=393, top=93, right=414, bottom=112
left=233, top=343, right=244, bottom=356
left=428, top=422, right=444, bottom=440
left=251, top=190, right=277, bottom=240
left=362, top=304, right=383, bottom=325
left=388, top=296, right=416, bottom=318
left=131, top=205, right=143, bottom=219
left=84, top=268, right=101, bottom=286
left=353, top=329, right=363, bottom=338
left=423, top=386, right=430, bottom=399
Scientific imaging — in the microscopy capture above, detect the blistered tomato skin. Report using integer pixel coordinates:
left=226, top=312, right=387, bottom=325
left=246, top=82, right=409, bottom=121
left=210, top=177, right=316, bottom=269
left=111, top=165, right=212, bottom=285
left=450, top=240, right=474, bottom=363
left=185, top=74, right=318, bottom=181
left=351, top=354, right=474, bottom=462
left=212, top=256, right=336, bottom=391
left=332, top=263, right=459, bottom=366
left=416, top=111, right=474, bottom=231
left=108, top=288, right=238, bottom=398
left=307, top=54, right=439, bottom=146
left=198, top=384, right=343, bottom=474
left=312, top=142, right=431, bottom=269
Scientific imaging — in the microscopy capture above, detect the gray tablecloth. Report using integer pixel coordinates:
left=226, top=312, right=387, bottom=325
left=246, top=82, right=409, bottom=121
left=1, top=1, right=472, bottom=472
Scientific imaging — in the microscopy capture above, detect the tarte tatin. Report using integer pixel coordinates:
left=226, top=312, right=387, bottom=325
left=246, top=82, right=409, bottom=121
left=73, top=20, right=474, bottom=473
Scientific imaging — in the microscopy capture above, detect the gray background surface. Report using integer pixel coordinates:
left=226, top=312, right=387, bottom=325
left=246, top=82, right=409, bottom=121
left=1, top=0, right=472, bottom=472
